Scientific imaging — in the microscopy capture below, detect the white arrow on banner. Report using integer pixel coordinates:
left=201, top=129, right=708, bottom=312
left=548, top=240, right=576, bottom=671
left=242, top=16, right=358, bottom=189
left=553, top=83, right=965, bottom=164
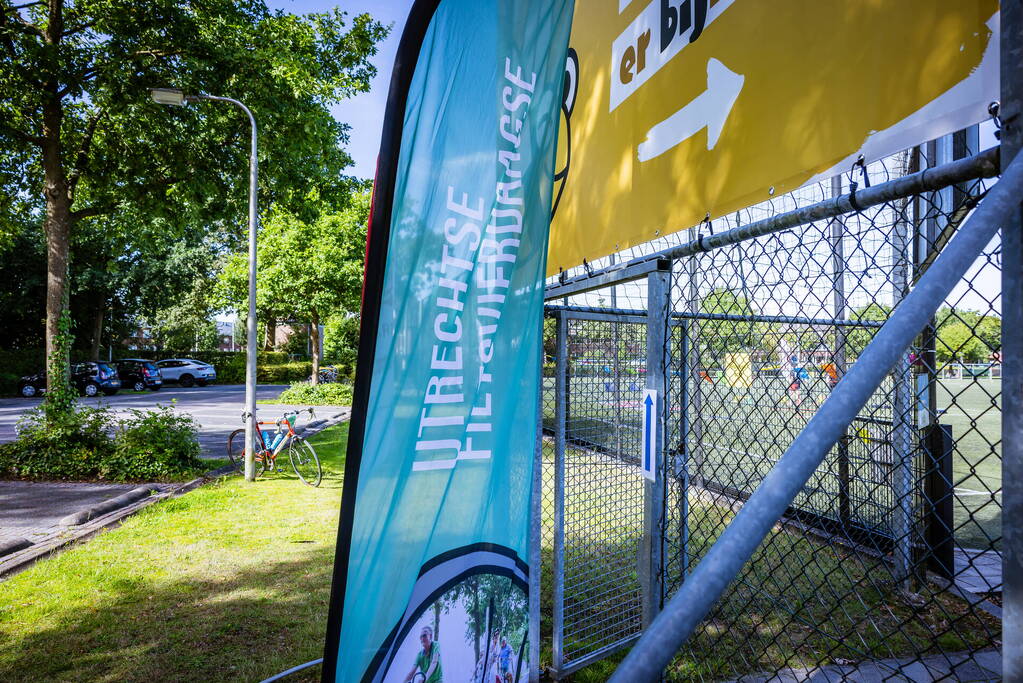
left=637, top=57, right=744, bottom=162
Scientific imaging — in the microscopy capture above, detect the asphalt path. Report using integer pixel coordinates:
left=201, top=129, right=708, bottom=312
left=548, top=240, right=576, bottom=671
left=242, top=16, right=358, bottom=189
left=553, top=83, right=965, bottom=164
left=0, top=384, right=347, bottom=459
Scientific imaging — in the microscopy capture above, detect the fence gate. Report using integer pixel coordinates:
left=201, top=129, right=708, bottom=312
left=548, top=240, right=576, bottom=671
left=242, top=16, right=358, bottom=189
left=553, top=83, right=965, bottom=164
left=537, top=264, right=674, bottom=679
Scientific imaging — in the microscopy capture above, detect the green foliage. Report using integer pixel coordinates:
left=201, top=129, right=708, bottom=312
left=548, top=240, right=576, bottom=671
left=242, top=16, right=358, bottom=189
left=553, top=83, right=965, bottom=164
left=0, top=0, right=388, bottom=364
left=698, top=288, right=773, bottom=359
left=0, top=403, right=204, bottom=481
left=129, top=241, right=223, bottom=352
left=274, top=381, right=352, bottom=406
left=846, top=303, right=892, bottom=359
left=0, top=405, right=115, bottom=480
left=323, top=314, right=360, bottom=368
left=281, top=326, right=312, bottom=356
left=935, top=307, right=1001, bottom=364
left=1, top=2, right=387, bottom=223
left=218, top=192, right=370, bottom=333
left=42, top=300, right=77, bottom=418
left=436, top=574, right=527, bottom=657
left=105, top=406, right=203, bottom=480
left=0, top=227, right=46, bottom=349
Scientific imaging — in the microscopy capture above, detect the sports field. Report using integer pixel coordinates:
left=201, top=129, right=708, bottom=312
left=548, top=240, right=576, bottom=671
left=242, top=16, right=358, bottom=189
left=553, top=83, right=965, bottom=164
left=543, top=373, right=1002, bottom=551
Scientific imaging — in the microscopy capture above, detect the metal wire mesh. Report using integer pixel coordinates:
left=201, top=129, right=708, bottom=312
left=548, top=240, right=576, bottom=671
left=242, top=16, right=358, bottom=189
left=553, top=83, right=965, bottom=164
left=537, top=131, right=1005, bottom=681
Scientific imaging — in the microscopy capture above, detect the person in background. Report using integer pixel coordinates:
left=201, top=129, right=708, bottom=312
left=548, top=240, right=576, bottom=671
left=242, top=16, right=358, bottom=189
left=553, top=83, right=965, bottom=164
left=498, top=636, right=514, bottom=683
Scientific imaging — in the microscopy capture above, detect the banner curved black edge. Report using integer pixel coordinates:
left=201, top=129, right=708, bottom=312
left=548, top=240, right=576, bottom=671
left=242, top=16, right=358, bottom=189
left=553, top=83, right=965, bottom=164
left=361, top=544, right=529, bottom=683
left=321, top=1, right=443, bottom=680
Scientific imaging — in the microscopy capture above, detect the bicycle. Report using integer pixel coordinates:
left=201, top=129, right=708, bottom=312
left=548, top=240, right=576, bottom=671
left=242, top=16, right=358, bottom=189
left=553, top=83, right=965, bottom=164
left=310, top=365, right=339, bottom=384
left=227, top=407, right=322, bottom=487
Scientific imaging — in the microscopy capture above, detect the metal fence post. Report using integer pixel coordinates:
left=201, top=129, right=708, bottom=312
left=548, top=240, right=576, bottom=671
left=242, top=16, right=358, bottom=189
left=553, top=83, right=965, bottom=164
left=829, top=175, right=851, bottom=527
left=641, top=268, right=671, bottom=625
left=552, top=310, right=567, bottom=676
left=1001, top=1, right=1023, bottom=679
left=529, top=335, right=544, bottom=683
left=890, top=158, right=915, bottom=586
left=923, top=424, right=955, bottom=580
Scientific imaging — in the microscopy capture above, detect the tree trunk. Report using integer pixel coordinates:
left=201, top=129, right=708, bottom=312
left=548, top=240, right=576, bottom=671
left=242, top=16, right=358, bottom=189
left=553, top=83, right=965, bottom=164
left=433, top=602, right=440, bottom=643
left=310, top=309, right=321, bottom=385
left=472, top=578, right=481, bottom=663
left=90, top=306, right=104, bottom=360
left=41, top=0, right=71, bottom=393
left=265, top=319, right=276, bottom=351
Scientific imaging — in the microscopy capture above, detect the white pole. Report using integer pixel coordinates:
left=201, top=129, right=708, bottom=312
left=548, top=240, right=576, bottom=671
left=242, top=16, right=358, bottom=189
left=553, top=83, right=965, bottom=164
left=150, top=89, right=260, bottom=482
left=196, top=95, right=259, bottom=482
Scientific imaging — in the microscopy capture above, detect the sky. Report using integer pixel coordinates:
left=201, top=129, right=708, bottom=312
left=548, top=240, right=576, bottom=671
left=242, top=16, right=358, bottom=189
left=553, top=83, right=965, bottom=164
left=265, top=0, right=413, bottom=180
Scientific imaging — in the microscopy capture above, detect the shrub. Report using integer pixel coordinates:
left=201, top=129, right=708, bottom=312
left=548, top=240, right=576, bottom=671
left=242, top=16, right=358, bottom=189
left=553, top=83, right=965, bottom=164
left=323, top=314, right=360, bottom=369
left=274, top=381, right=353, bottom=406
left=0, top=406, right=116, bottom=480
left=104, top=406, right=204, bottom=480
left=0, top=403, right=205, bottom=481
left=259, top=361, right=314, bottom=384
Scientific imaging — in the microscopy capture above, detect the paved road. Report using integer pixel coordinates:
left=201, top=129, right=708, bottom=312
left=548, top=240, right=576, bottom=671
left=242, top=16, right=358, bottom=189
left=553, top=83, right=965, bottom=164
left=0, top=481, right=170, bottom=548
left=0, top=384, right=347, bottom=459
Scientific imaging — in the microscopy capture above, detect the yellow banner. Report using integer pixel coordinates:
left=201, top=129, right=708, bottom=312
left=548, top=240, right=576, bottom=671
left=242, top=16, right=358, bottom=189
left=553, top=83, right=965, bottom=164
left=548, top=0, right=999, bottom=275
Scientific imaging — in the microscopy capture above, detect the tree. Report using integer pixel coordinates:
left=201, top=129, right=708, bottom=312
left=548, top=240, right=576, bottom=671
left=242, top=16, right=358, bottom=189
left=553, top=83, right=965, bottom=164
left=845, top=303, right=891, bottom=359
left=697, top=288, right=771, bottom=360
left=219, top=191, right=369, bottom=381
left=0, top=0, right=387, bottom=392
left=934, top=307, right=1001, bottom=364
left=436, top=575, right=527, bottom=662
left=323, top=313, right=360, bottom=370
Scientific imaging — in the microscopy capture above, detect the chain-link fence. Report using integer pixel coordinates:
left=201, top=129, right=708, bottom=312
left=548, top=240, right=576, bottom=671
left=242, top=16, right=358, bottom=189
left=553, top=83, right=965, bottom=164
left=534, top=129, right=1008, bottom=680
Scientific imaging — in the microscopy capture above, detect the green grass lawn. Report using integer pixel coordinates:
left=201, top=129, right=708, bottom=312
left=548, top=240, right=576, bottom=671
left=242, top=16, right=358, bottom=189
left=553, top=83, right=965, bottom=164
left=536, top=447, right=1000, bottom=681
left=0, top=421, right=999, bottom=682
left=0, top=424, right=348, bottom=682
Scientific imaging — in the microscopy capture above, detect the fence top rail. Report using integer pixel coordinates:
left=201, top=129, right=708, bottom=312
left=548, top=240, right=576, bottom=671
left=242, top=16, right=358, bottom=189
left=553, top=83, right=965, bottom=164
left=546, top=147, right=999, bottom=296
left=545, top=305, right=886, bottom=329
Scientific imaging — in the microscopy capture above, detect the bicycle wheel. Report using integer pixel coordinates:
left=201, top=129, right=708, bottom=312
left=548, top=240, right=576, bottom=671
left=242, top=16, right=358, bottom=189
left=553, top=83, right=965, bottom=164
left=288, top=436, right=322, bottom=487
left=227, top=428, right=266, bottom=477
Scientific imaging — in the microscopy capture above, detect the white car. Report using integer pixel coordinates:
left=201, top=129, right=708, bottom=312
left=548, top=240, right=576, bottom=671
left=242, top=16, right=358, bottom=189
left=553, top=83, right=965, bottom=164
left=156, top=358, right=217, bottom=387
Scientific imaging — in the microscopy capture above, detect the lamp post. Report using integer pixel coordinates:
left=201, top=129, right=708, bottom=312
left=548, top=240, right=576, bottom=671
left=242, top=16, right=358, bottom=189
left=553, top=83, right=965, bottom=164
left=151, top=88, right=260, bottom=482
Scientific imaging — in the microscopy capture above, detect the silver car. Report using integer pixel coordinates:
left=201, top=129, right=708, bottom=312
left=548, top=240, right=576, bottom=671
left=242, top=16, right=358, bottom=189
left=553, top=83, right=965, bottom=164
left=156, top=358, right=217, bottom=387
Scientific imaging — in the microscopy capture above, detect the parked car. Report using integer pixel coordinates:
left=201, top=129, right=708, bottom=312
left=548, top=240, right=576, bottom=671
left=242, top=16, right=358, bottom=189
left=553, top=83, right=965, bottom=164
left=114, top=358, right=163, bottom=392
left=156, top=358, right=217, bottom=387
left=17, top=361, right=121, bottom=398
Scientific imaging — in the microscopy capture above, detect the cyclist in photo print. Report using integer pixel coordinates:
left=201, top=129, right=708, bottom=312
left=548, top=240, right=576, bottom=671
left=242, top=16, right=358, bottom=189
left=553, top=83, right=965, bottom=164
left=404, top=626, right=442, bottom=683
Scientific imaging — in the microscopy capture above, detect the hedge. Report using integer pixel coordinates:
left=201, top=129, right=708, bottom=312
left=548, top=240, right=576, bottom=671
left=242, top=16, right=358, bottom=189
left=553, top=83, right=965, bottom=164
left=0, top=404, right=204, bottom=482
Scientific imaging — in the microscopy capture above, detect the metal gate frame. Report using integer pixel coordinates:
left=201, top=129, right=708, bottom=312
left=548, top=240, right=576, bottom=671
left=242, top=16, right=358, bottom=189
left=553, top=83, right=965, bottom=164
left=531, top=260, right=672, bottom=680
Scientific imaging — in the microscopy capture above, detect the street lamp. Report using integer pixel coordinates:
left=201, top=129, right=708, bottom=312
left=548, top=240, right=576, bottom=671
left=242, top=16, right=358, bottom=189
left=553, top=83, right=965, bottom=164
left=150, top=87, right=260, bottom=482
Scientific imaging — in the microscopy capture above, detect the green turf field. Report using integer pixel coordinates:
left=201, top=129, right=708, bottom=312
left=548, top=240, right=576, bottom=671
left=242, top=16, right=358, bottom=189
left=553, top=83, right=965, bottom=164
left=543, top=372, right=1002, bottom=551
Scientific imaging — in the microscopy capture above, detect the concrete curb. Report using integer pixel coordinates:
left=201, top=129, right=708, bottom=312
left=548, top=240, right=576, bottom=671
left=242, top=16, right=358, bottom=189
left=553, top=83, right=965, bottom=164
left=0, top=537, right=32, bottom=558
left=59, top=486, right=156, bottom=526
left=0, top=465, right=236, bottom=581
left=295, top=409, right=350, bottom=438
left=0, top=415, right=351, bottom=581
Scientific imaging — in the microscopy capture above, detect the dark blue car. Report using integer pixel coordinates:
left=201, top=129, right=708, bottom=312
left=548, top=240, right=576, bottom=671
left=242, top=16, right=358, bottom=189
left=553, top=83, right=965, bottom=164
left=17, top=361, right=121, bottom=398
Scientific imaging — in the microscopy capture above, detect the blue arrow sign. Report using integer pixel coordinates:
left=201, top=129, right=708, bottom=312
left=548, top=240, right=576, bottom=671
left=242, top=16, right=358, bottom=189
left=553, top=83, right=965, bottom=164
left=641, top=389, right=657, bottom=481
